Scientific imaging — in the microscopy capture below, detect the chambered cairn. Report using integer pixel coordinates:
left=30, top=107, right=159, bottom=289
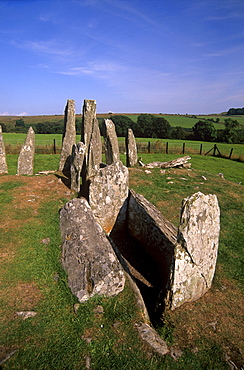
left=59, top=99, right=220, bottom=323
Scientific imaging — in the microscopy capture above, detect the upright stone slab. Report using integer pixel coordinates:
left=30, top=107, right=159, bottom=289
left=70, top=142, right=86, bottom=193
left=89, top=160, right=129, bottom=234
left=60, top=198, right=125, bottom=302
left=171, top=192, right=220, bottom=309
left=0, top=125, right=8, bottom=174
left=86, top=118, right=102, bottom=179
left=81, top=99, right=97, bottom=150
left=17, top=126, right=35, bottom=175
left=59, top=99, right=76, bottom=173
left=102, top=119, right=120, bottom=165
left=126, top=128, right=137, bottom=167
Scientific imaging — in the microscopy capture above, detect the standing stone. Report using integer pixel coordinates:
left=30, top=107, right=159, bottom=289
left=70, top=142, right=86, bottom=193
left=60, top=198, right=125, bottom=302
left=102, top=119, right=120, bottom=165
left=17, top=126, right=35, bottom=175
left=81, top=99, right=97, bottom=150
left=0, top=125, right=8, bottom=174
left=171, top=192, right=220, bottom=309
left=126, top=128, right=137, bottom=167
left=59, top=99, right=76, bottom=173
left=86, top=118, right=102, bottom=179
left=89, top=161, right=129, bottom=234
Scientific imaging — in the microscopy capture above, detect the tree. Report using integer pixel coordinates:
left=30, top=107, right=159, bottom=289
left=152, top=116, right=171, bottom=138
left=110, top=115, right=134, bottom=136
left=134, top=114, right=155, bottom=137
left=171, top=126, right=187, bottom=140
left=222, top=118, right=239, bottom=143
left=193, top=120, right=217, bottom=142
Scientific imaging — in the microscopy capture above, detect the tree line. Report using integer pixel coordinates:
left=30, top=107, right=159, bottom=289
left=1, top=114, right=243, bottom=144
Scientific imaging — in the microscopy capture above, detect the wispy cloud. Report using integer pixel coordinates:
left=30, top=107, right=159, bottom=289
left=15, top=40, right=72, bottom=56
left=0, top=112, right=29, bottom=116
left=57, top=60, right=127, bottom=77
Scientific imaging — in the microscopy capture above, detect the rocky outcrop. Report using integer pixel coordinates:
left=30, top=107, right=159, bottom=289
left=60, top=198, right=125, bottom=302
left=0, top=125, right=8, bottom=174
left=70, top=142, right=86, bottom=193
left=17, top=126, right=35, bottom=175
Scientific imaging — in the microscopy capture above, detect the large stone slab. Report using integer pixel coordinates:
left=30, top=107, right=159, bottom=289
left=60, top=198, right=125, bottom=302
left=171, top=191, right=220, bottom=309
left=128, top=190, right=177, bottom=308
left=17, top=126, right=35, bottom=175
left=59, top=99, right=76, bottom=173
left=102, top=119, right=120, bottom=165
left=0, top=125, right=8, bottom=174
left=126, top=128, right=137, bottom=167
left=86, top=118, right=102, bottom=179
left=70, top=142, right=86, bottom=193
left=81, top=99, right=97, bottom=150
left=89, top=161, right=129, bottom=234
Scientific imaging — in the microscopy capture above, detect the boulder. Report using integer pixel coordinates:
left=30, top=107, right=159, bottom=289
left=70, top=142, right=86, bottom=193
left=60, top=198, right=125, bottom=302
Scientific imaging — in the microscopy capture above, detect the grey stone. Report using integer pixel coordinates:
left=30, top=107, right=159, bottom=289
left=81, top=99, right=97, bottom=151
left=126, top=128, right=137, bottom=167
left=102, top=119, right=120, bottom=165
left=86, top=118, right=102, bottom=179
left=0, top=125, right=8, bottom=174
left=171, top=191, right=220, bottom=309
left=128, top=190, right=177, bottom=308
left=70, top=142, right=86, bottom=192
left=59, top=99, right=76, bottom=173
left=135, top=323, right=169, bottom=356
left=17, top=126, right=35, bottom=175
left=60, top=198, right=125, bottom=302
left=139, top=156, right=191, bottom=169
left=89, top=161, right=129, bottom=234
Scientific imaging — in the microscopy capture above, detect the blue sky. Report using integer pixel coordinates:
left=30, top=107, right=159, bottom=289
left=0, top=0, right=244, bottom=115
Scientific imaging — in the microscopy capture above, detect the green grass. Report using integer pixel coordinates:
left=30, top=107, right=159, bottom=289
left=0, top=154, right=243, bottom=369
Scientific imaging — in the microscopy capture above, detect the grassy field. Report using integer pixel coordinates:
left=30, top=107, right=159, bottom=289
left=1, top=154, right=244, bottom=369
left=1, top=113, right=244, bottom=130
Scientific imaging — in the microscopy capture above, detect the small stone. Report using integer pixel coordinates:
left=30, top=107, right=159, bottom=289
left=167, top=181, right=174, bottom=184
left=73, top=303, right=80, bottom=313
left=41, top=237, right=50, bottom=245
left=93, top=305, right=104, bottom=314
left=170, top=348, right=183, bottom=360
left=145, top=170, right=152, bottom=174
left=16, top=311, right=37, bottom=320
left=160, top=170, right=166, bottom=175
left=218, top=173, right=224, bottom=178
left=81, top=335, right=92, bottom=344
left=201, top=175, right=207, bottom=180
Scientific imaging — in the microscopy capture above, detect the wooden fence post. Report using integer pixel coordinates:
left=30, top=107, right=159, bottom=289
left=182, top=142, right=185, bottom=154
left=200, top=144, right=202, bottom=155
left=148, top=141, right=151, bottom=153
left=53, top=139, right=56, bottom=154
left=213, top=144, right=217, bottom=156
left=229, top=148, right=233, bottom=159
left=166, top=142, right=169, bottom=154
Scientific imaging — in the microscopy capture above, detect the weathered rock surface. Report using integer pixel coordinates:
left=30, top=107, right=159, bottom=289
left=89, top=161, right=129, bottom=234
left=139, top=156, right=191, bottom=169
left=86, top=118, right=102, bottom=179
left=59, top=99, right=76, bottom=173
left=17, top=126, right=35, bottom=175
left=81, top=99, right=97, bottom=151
left=171, top=191, right=220, bottom=309
left=128, top=190, right=177, bottom=308
left=60, top=198, right=125, bottom=302
left=126, top=128, right=138, bottom=167
left=0, top=125, right=8, bottom=174
left=102, top=119, right=120, bottom=165
left=135, top=323, right=169, bottom=356
left=70, top=142, right=86, bottom=192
